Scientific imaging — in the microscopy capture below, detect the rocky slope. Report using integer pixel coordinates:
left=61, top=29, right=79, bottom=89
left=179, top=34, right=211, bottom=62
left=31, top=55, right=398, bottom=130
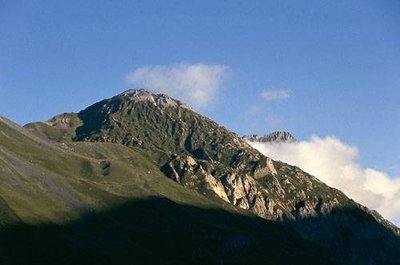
left=20, top=89, right=400, bottom=264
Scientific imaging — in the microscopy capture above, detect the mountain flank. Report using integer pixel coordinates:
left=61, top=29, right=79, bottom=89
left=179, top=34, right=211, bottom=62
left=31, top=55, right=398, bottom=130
left=0, top=89, right=398, bottom=264
left=0, top=112, right=332, bottom=264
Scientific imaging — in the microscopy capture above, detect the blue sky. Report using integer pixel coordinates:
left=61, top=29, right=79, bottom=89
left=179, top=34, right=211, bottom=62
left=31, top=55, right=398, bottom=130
left=1, top=0, right=400, bottom=176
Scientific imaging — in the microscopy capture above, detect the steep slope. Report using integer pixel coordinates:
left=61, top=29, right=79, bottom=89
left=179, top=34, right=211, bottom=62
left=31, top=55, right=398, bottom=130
left=0, top=116, right=333, bottom=264
left=33, top=88, right=399, bottom=265
left=0, top=116, right=88, bottom=223
left=69, top=90, right=365, bottom=220
left=73, top=90, right=280, bottom=216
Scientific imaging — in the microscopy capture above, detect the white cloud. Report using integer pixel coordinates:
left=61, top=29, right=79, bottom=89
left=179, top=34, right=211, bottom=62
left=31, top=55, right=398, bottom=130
left=261, top=89, right=290, bottom=101
left=127, top=63, right=227, bottom=107
left=247, top=136, right=400, bottom=225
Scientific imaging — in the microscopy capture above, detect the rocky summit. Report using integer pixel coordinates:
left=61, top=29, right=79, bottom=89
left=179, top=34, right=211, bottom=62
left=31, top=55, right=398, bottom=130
left=1, top=89, right=400, bottom=264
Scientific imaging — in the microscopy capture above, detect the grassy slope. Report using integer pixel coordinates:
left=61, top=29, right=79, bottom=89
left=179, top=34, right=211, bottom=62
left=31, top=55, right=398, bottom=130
left=1, top=116, right=233, bottom=224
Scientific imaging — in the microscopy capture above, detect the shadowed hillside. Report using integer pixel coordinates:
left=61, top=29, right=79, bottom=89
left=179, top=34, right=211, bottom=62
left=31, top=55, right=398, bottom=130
left=0, top=197, right=333, bottom=265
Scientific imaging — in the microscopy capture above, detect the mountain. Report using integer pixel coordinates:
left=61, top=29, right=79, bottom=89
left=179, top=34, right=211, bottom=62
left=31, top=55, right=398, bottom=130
left=243, top=131, right=297, bottom=143
left=0, top=114, right=331, bottom=264
left=1, top=89, right=399, bottom=264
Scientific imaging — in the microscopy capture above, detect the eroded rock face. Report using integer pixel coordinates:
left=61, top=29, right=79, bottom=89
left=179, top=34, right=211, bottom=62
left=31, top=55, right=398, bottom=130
left=163, top=154, right=230, bottom=202
left=161, top=152, right=344, bottom=222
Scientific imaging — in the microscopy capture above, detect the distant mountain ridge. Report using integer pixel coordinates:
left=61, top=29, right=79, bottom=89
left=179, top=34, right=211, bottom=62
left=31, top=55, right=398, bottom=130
left=243, top=131, right=297, bottom=143
left=1, top=88, right=399, bottom=264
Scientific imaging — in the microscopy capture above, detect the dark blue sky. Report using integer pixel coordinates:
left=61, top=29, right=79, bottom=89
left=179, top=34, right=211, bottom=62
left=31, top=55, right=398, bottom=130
left=1, top=0, right=400, bottom=175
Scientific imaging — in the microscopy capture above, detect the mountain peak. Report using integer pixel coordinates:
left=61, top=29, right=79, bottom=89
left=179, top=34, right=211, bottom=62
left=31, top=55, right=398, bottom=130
left=117, top=88, right=192, bottom=110
left=244, top=131, right=297, bottom=143
left=119, top=88, right=152, bottom=97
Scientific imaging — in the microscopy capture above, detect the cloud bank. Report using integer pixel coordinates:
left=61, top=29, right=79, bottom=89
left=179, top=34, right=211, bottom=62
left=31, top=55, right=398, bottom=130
left=127, top=63, right=227, bottom=107
left=248, top=136, right=400, bottom=225
left=261, top=89, right=290, bottom=101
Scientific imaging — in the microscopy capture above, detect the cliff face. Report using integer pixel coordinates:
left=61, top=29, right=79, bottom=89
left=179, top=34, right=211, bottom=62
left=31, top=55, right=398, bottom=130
left=26, top=89, right=400, bottom=264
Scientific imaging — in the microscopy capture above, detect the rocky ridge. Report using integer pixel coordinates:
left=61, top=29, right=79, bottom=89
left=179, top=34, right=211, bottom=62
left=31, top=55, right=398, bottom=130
left=244, top=131, right=297, bottom=143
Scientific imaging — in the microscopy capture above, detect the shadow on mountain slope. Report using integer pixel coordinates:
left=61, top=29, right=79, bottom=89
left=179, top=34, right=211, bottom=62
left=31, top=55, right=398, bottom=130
left=0, top=197, right=334, bottom=265
left=287, top=205, right=400, bottom=265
